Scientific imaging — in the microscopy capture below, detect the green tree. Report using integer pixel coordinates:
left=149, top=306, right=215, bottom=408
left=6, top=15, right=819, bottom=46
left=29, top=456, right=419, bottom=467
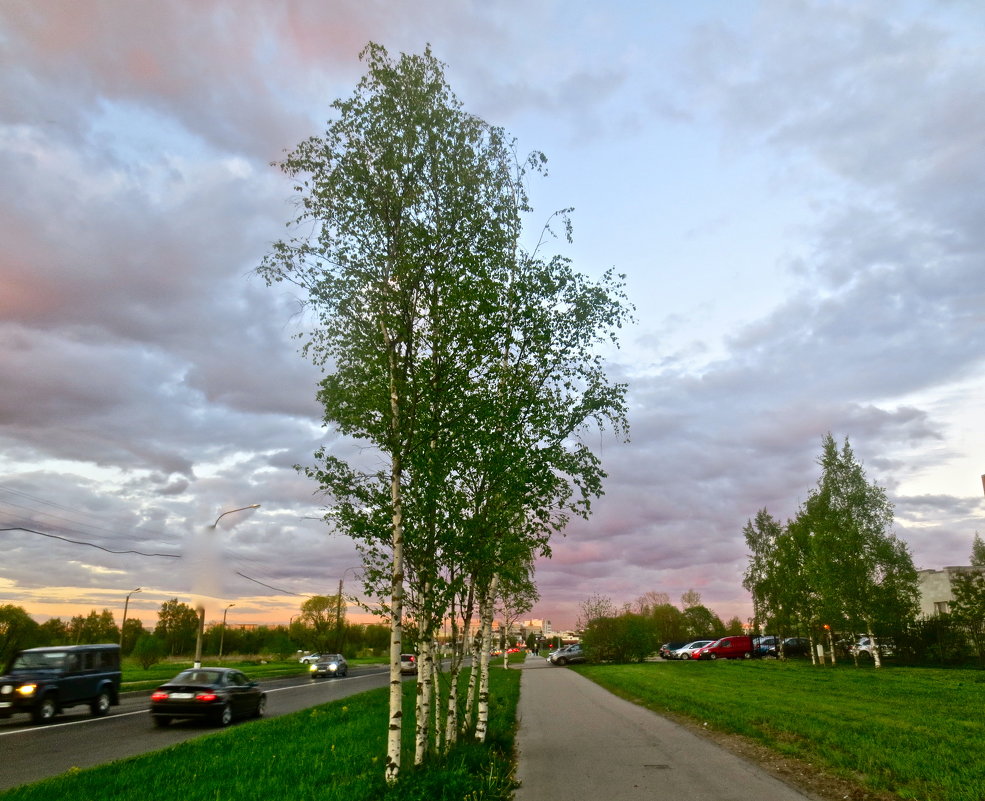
left=260, top=42, right=629, bottom=780
left=0, top=604, right=40, bottom=665
left=299, top=595, right=344, bottom=653
left=132, top=634, right=165, bottom=669
left=121, top=618, right=146, bottom=655
left=38, top=617, right=68, bottom=645
left=742, top=508, right=785, bottom=633
left=648, top=602, right=688, bottom=643
left=971, top=532, right=985, bottom=567
left=154, top=599, right=199, bottom=656
left=67, top=609, right=118, bottom=644
left=581, top=612, right=658, bottom=663
left=801, top=435, right=917, bottom=666
left=681, top=604, right=725, bottom=640
left=949, top=534, right=985, bottom=665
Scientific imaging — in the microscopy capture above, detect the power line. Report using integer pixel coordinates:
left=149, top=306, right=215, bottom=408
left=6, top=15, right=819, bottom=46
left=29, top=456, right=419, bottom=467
left=1, top=527, right=181, bottom=559
left=0, top=484, right=173, bottom=539
left=235, top=571, right=306, bottom=596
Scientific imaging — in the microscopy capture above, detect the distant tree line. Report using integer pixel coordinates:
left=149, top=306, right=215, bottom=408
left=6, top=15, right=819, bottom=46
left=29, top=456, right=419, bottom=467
left=577, top=589, right=744, bottom=663
left=0, top=595, right=395, bottom=670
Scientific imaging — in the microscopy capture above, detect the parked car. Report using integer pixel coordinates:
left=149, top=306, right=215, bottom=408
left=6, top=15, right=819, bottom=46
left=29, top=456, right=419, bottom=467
left=694, top=635, right=756, bottom=660
left=547, top=644, right=574, bottom=664
left=659, top=641, right=688, bottom=660
left=765, top=637, right=812, bottom=658
left=298, top=653, right=324, bottom=664
left=851, top=636, right=895, bottom=660
left=752, top=636, right=778, bottom=657
left=672, top=640, right=714, bottom=660
left=149, top=667, right=265, bottom=728
left=0, top=643, right=121, bottom=724
left=309, top=653, right=348, bottom=678
left=400, top=653, right=418, bottom=674
left=550, top=644, right=585, bottom=666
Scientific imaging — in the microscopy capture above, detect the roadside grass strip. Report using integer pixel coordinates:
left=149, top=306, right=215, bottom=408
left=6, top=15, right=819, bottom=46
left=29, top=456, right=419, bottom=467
left=0, top=667, right=521, bottom=801
left=576, top=660, right=985, bottom=801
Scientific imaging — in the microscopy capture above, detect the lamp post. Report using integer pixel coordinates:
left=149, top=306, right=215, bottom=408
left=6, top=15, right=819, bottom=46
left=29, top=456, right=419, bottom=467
left=334, top=567, right=361, bottom=653
left=193, top=504, right=260, bottom=668
left=218, top=603, right=235, bottom=662
left=211, top=504, right=260, bottom=528
left=120, top=587, right=141, bottom=650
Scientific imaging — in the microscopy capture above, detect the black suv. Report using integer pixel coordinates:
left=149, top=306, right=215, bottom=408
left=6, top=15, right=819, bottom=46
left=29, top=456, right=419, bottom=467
left=0, top=643, right=122, bottom=724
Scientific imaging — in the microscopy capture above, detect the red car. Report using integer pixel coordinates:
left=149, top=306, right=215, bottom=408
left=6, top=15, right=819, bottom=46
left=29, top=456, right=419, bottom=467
left=693, top=635, right=755, bottom=660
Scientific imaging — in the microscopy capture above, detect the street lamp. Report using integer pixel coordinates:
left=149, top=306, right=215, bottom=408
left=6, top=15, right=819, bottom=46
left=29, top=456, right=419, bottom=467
left=194, top=504, right=260, bottom=668
left=334, top=567, right=361, bottom=653
left=120, top=587, right=141, bottom=649
left=210, top=504, right=260, bottom=528
left=218, top=603, right=235, bottom=662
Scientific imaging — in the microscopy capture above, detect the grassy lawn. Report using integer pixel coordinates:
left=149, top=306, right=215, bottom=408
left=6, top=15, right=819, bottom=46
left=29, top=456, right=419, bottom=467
left=2, top=665, right=520, bottom=801
left=575, top=659, right=985, bottom=801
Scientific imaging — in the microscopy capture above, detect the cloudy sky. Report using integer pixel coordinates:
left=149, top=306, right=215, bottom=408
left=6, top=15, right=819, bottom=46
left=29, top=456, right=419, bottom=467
left=2, top=0, right=983, bottom=633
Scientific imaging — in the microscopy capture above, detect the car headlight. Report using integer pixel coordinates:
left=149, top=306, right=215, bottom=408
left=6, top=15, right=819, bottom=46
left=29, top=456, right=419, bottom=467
left=328, top=663, right=338, bottom=671
left=17, top=684, right=38, bottom=696
left=309, top=664, right=318, bottom=672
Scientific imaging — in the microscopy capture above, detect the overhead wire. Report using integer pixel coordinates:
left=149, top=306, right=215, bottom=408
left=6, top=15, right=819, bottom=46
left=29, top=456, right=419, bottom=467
left=0, top=527, right=181, bottom=558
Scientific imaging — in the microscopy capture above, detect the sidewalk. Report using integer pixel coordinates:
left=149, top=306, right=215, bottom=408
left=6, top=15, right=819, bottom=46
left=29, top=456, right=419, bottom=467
left=513, top=655, right=813, bottom=801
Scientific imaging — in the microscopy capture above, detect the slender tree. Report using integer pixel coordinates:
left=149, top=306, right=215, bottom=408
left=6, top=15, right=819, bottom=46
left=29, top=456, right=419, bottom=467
left=261, top=42, right=629, bottom=780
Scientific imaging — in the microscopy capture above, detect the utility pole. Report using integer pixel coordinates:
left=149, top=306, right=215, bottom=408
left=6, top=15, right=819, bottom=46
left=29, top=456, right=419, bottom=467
left=119, top=587, right=141, bottom=649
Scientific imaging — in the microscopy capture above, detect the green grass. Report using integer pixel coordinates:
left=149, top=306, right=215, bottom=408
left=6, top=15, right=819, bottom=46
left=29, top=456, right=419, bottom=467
left=575, top=660, right=985, bottom=801
left=1, top=666, right=520, bottom=801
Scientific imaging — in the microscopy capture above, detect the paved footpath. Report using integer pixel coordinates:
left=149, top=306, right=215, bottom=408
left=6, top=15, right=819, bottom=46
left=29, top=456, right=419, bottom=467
left=513, top=655, right=814, bottom=801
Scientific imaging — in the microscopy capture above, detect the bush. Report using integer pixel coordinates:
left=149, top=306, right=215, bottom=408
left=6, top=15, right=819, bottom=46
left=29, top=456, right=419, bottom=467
left=132, top=635, right=165, bottom=669
left=581, top=613, right=659, bottom=663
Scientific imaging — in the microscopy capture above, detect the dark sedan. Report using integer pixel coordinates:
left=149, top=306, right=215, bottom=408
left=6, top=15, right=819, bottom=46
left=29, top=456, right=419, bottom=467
left=149, top=667, right=266, bottom=728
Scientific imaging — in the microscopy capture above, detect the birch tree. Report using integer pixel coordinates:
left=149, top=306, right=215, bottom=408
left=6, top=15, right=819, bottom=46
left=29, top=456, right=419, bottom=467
left=260, top=42, right=630, bottom=780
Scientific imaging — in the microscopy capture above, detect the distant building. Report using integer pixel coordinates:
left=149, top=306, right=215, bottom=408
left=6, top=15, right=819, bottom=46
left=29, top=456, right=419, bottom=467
left=520, top=619, right=553, bottom=636
left=917, top=566, right=985, bottom=617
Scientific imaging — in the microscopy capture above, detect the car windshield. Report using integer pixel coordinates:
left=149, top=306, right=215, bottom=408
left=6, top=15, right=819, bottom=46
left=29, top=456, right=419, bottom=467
left=10, top=652, right=66, bottom=670
left=174, top=670, right=222, bottom=685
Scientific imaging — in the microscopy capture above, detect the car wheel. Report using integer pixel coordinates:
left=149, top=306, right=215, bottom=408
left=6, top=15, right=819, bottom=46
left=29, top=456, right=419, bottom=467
left=91, top=690, right=112, bottom=716
left=215, top=703, right=233, bottom=727
left=743, top=652, right=752, bottom=659
left=555, top=657, right=567, bottom=666
left=32, top=695, right=58, bottom=724
left=709, top=653, right=717, bottom=660
left=254, top=695, right=266, bottom=718
left=153, top=715, right=171, bottom=728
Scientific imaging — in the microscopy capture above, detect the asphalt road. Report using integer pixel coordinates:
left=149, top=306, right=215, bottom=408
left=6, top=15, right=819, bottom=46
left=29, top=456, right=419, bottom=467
left=0, top=665, right=393, bottom=792
left=514, top=656, right=813, bottom=801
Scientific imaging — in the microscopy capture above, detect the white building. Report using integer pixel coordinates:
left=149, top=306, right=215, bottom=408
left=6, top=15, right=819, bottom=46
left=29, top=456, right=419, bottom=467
left=917, top=566, right=985, bottom=617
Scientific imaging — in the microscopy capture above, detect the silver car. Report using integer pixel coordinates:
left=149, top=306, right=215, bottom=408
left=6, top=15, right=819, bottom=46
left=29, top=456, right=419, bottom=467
left=309, top=654, right=348, bottom=678
left=672, top=640, right=714, bottom=660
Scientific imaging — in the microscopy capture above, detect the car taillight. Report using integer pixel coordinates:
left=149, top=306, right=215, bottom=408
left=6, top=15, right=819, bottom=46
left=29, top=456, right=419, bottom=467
left=196, top=692, right=218, bottom=702
left=150, top=691, right=169, bottom=701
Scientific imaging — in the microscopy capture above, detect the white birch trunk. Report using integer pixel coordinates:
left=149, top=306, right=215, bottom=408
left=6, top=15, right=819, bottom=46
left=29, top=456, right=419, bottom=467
left=475, top=574, right=499, bottom=743
left=463, top=632, right=480, bottom=733
left=384, top=376, right=405, bottom=784
left=414, top=637, right=433, bottom=764
left=868, top=623, right=883, bottom=669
